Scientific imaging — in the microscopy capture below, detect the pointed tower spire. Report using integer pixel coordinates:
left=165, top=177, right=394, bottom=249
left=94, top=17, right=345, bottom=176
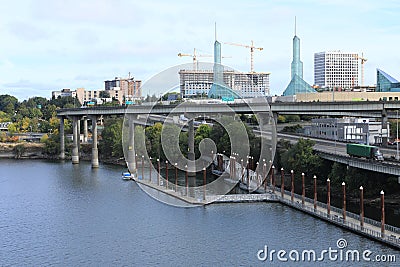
left=294, top=16, right=297, bottom=36
left=214, top=22, right=217, bottom=41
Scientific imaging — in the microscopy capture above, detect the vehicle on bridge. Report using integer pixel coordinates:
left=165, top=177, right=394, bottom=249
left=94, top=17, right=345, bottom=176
left=346, top=143, right=384, bottom=161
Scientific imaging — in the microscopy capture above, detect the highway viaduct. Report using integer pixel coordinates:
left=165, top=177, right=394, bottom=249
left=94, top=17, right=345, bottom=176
left=56, top=100, right=400, bottom=175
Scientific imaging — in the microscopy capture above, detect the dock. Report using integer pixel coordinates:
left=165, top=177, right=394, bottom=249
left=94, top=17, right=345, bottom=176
left=131, top=158, right=400, bottom=250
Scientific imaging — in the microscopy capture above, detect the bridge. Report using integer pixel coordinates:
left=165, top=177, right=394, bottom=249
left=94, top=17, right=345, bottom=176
left=57, top=100, right=400, bottom=117
left=56, top=100, right=400, bottom=173
left=276, top=133, right=400, bottom=176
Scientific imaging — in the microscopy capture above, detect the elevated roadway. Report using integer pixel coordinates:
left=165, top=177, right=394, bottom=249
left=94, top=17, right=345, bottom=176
left=277, top=133, right=400, bottom=176
left=57, top=101, right=400, bottom=118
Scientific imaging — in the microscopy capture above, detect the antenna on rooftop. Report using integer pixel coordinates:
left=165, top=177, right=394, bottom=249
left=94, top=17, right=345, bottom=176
left=294, top=16, right=297, bottom=36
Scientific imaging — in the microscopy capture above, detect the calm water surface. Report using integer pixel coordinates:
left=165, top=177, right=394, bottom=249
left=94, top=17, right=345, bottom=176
left=0, top=159, right=398, bottom=266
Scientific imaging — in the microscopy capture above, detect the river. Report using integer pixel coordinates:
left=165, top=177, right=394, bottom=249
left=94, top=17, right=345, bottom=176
left=0, top=159, right=398, bottom=266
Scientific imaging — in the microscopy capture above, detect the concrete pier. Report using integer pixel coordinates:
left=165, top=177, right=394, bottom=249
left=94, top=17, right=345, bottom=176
left=83, top=117, right=88, bottom=143
left=91, top=116, right=99, bottom=168
left=126, top=117, right=137, bottom=177
left=59, top=116, right=65, bottom=160
left=187, top=119, right=195, bottom=176
left=72, top=116, right=79, bottom=164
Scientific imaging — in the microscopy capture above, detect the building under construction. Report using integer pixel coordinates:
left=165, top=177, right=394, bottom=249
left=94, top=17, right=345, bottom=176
left=179, top=69, right=270, bottom=98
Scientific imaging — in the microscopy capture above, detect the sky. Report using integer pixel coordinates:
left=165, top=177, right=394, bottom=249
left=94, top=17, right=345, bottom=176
left=1, top=0, right=400, bottom=100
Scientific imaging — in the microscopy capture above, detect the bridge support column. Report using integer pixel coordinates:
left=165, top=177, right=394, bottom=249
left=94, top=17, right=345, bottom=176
left=83, top=117, right=88, bottom=143
left=381, top=109, right=388, bottom=147
left=188, top=119, right=195, bottom=176
left=126, top=117, right=137, bottom=177
left=77, top=119, right=81, bottom=153
left=91, top=116, right=99, bottom=168
left=72, top=116, right=79, bottom=164
left=59, top=116, right=65, bottom=160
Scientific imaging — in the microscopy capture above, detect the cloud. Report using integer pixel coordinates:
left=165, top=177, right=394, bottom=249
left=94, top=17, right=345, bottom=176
left=1, top=79, right=58, bottom=100
left=30, top=0, right=145, bottom=27
left=6, top=21, right=49, bottom=41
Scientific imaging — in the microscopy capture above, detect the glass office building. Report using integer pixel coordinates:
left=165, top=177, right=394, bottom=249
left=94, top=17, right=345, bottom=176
left=376, top=68, right=400, bottom=92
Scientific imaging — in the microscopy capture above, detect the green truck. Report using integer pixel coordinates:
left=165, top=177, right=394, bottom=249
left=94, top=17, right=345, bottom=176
left=346, top=144, right=384, bottom=161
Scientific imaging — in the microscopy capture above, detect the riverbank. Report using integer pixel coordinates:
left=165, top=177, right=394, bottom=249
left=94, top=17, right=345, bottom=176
left=0, top=142, right=47, bottom=159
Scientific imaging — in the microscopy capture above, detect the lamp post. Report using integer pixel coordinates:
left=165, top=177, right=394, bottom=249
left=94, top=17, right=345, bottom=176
left=203, top=167, right=206, bottom=201
left=141, top=155, right=144, bottom=180
left=301, top=173, right=305, bottom=206
left=149, top=157, right=152, bottom=182
left=327, top=178, right=331, bottom=217
left=313, top=175, right=317, bottom=211
left=290, top=170, right=294, bottom=203
left=241, top=159, right=244, bottom=183
left=157, top=159, right=160, bottom=186
left=165, top=161, right=169, bottom=189
left=174, top=163, right=178, bottom=191
left=360, top=186, right=364, bottom=228
left=185, top=165, right=188, bottom=196
left=272, top=166, right=275, bottom=193
left=256, top=162, right=259, bottom=188
left=280, top=168, right=284, bottom=198
left=381, top=190, right=385, bottom=237
left=342, top=182, right=346, bottom=221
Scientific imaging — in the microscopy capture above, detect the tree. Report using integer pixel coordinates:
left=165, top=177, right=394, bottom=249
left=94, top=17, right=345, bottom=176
left=280, top=138, right=322, bottom=179
left=0, top=111, right=11, bottom=122
left=145, top=123, right=163, bottom=160
left=99, top=118, right=123, bottom=158
left=194, top=124, right=212, bottom=158
left=0, top=95, right=18, bottom=114
left=134, top=125, right=146, bottom=157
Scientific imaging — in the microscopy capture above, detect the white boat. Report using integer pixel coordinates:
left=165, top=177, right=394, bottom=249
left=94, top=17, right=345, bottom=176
left=122, top=172, right=133, bottom=180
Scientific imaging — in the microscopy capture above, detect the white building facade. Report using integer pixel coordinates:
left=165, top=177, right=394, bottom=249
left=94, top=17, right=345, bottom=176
left=179, top=70, right=270, bottom=98
left=314, top=51, right=359, bottom=89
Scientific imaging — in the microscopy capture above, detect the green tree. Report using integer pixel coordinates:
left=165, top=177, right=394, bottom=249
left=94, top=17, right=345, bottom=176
left=0, top=111, right=11, bottom=122
left=134, top=125, right=146, bottom=157
left=100, top=118, right=123, bottom=158
left=0, top=95, right=18, bottom=114
left=42, top=104, right=57, bottom=121
left=280, top=138, right=322, bottom=179
left=194, top=124, right=212, bottom=158
left=145, top=123, right=163, bottom=160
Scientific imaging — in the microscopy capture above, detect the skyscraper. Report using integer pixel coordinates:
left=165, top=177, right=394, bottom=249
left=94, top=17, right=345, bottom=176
left=291, top=35, right=303, bottom=79
left=283, top=19, right=315, bottom=96
left=314, top=51, right=359, bottom=89
left=208, top=39, right=241, bottom=99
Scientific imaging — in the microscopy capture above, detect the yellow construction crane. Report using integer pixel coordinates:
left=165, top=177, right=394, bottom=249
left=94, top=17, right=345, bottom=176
left=354, top=53, right=368, bottom=86
left=224, top=40, right=263, bottom=73
left=178, top=48, right=212, bottom=71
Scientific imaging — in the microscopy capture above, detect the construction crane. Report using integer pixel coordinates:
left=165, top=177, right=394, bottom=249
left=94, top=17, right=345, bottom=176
left=354, top=53, right=368, bottom=86
left=178, top=48, right=212, bottom=71
left=224, top=40, right=263, bottom=73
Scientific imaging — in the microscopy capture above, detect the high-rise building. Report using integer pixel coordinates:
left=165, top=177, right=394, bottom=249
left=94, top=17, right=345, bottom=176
left=180, top=38, right=269, bottom=99
left=104, top=76, right=142, bottom=100
left=314, top=51, right=359, bottom=89
left=179, top=70, right=270, bottom=98
left=282, top=20, right=315, bottom=96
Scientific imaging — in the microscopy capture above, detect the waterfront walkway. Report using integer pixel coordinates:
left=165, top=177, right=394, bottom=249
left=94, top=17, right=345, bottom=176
left=131, top=160, right=400, bottom=250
